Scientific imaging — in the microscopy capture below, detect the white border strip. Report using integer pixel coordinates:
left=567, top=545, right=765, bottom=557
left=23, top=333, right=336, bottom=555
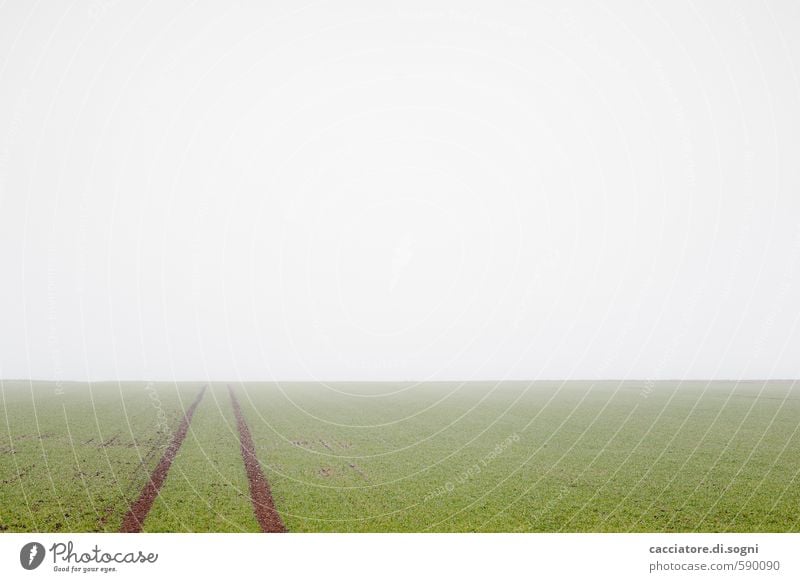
left=1, top=533, right=798, bottom=581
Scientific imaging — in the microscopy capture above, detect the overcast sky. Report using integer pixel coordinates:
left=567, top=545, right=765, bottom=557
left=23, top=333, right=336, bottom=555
left=1, top=1, right=799, bottom=382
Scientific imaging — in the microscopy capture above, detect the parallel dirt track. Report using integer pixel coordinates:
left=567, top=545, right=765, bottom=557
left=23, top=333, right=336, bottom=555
left=119, top=386, right=207, bottom=533
left=228, top=386, right=287, bottom=533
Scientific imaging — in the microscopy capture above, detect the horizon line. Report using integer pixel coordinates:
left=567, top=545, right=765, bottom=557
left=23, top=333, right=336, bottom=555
left=2, top=378, right=798, bottom=384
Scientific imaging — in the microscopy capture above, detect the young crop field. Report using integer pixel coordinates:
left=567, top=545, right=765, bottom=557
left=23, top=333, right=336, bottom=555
left=1, top=380, right=798, bottom=533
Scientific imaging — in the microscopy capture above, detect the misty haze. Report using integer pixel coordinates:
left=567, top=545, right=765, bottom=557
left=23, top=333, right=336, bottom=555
left=1, top=0, right=799, bottom=536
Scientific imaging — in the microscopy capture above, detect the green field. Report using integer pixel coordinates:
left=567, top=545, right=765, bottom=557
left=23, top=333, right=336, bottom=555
left=1, top=380, right=798, bottom=532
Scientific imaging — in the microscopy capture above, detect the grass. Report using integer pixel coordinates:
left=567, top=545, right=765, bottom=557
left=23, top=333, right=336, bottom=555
left=1, top=380, right=798, bottom=532
left=0, top=381, right=191, bottom=531
left=143, top=388, right=259, bottom=532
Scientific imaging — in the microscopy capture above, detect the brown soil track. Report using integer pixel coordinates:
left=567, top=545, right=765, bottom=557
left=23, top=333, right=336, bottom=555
left=228, top=386, right=286, bottom=533
left=119, top=386, right=207, bottom=533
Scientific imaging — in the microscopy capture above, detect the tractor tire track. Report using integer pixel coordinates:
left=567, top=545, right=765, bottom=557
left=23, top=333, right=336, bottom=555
left=119, top=386, right=207, bottom=533
left=228, top=386, right=286, bottom=533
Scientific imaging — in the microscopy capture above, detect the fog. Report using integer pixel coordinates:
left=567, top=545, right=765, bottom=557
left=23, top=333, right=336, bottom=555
left=1, top=1, right=799, bottom=382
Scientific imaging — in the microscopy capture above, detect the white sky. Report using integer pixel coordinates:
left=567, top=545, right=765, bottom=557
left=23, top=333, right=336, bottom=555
left=1, top=1, right=799, bottom=381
